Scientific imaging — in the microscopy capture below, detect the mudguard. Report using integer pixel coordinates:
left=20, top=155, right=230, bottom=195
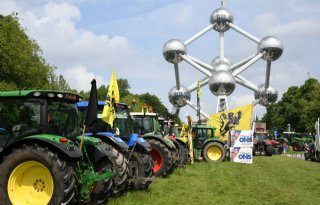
left=88, top=132, right=129, bottom=150
left=7, top=135, right=83, bottom=160
left=175, top=138, right=188, bottom=147
left=142, top=134, right=176, bottom=150
left=85, top=143, right=113, bottom=163
left=128, top=133, right=151, bottom=152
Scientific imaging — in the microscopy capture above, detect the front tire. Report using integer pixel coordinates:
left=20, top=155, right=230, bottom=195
left=265, top=145, right=273, bottom=156
left=202, top=142, right=226, bottom=162
left=0, top=144, right=77, bottom=205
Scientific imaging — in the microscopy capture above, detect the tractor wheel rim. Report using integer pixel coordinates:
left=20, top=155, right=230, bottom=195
left=150, top=150, right=163, bottom=173
left=207, top=146, right=222, bottom=161
left=8, top=161, right=54, bottom=205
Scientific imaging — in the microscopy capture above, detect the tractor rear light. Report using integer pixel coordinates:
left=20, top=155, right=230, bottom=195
left=59, top=137, right=69, bottom=144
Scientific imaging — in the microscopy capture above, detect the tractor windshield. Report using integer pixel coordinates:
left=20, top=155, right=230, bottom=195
left=114, top=105, right=133, bottom=138
left=133, top=116, right=159, bottom=135
left=47, top=101, right=81, bottom=138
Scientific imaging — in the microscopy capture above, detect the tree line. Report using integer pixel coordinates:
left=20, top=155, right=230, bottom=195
left=0, top=14, right=178, bottom=122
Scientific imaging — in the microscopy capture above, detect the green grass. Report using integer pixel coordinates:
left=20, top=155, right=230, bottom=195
left=109, top=155, right=320, bottom=205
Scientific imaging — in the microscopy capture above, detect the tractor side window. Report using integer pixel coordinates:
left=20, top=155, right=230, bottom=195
left=0, top=99, right=41, bottom=140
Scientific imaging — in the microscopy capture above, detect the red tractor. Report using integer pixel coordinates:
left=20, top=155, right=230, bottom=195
left=253, top=132, right=274, bottom=156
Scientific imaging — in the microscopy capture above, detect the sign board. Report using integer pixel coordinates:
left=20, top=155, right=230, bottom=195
left=228, top=130, right=253, bottom=148
left=274, top=130, right=278, bottom=139
left=230, top=147, right=253, bottom=164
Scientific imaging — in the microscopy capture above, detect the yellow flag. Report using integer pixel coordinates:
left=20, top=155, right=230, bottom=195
left=101, top=72, right=120, bottom=127
left=197, top=79, right=202, bottom=97
left=208, top=103, right=253, bottom=142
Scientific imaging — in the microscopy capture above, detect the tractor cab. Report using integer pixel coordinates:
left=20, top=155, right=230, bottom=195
left=192, top=125, right=215, bottom=150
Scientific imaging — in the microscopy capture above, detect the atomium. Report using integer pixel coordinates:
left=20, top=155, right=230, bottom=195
left=164, top=1, right=283, bottom=118
left=168, top=86, right=191, bottom=107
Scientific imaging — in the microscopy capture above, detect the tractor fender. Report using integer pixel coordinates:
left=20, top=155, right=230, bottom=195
left=85, top=143, right=115, bottom=163
left=96, top=132, right=129, bottom=151
left=175, top=138, right=188, bottom=147
left=3, top=135, right=83, bottom=161
left=142, top=134, right=176, bottom=150
left=201, top=138, right=226, bottom=151
left=128, top=133, right=151, bottom=152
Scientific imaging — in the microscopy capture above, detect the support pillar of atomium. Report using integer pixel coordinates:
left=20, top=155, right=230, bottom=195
left=163, top=0, right=284, bottom=118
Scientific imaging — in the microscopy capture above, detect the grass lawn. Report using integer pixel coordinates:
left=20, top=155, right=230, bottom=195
left=109, top=155, right=320, bottom=205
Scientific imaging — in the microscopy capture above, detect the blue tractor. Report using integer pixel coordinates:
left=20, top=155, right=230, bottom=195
left=77, top=101, right=154, bottom=189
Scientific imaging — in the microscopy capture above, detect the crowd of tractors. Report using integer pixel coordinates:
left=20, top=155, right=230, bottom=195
left=0, top=89, right=228, bottom=205
left=0, top=89, right=319, bottom=204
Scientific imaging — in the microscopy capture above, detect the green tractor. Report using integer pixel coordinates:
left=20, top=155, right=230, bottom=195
left=130, top=112, right=178, bottom=177
left=159, top=118, right=190, bottom=165
left=180, top=123, right=226, bottom=162
left=0, top=90, right=115, bottom=204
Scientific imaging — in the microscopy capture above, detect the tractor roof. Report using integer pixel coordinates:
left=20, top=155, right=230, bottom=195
left=0, top=90, right=81, bottom=102
left=130, top=112, right=157, bottom=117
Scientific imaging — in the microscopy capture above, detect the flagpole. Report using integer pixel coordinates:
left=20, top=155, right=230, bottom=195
left=80, top=124, right=86, bottom=150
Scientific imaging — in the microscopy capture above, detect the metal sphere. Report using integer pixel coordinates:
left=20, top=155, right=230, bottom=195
left=162, top=39, right=187, bottom=64
left=212, top=61, right=231, bottom=72
left=209, top=8, right=233, bottom=32
left=254, top=84, right=278, bottom=106
left=258, top=36, right=284, bottom=61
left=209, top=70, right=236, bottom=96
left=211, top=56, right=232, bottom=69
left=168, top=85, right=190, bottom=107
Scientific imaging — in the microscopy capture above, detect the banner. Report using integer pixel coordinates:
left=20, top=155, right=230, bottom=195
left=208, top=103, right=253, bottom=142
left=102, top=72, right=119, bottom=127
left=230, top=147, right=253, bottom=164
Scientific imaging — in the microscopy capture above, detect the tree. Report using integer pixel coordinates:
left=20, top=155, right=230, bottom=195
left=0, top=14, right=56, bottom=90
left=263, top=78, right=320, bottom=133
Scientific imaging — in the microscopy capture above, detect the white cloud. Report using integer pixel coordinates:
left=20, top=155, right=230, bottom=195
left=62, top=66, right=107, bottom=91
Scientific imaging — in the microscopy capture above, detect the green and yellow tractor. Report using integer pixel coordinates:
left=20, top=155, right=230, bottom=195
left=0, top=90, right=116, bottom=204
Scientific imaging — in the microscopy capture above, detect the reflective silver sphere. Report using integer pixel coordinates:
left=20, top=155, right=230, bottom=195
left=209, top=8, right=233, bottom=32
left=212, top=61, right=231, bottom=72
left=258, top=36, right=284, bottom=61
left=254, top=84, right=278, bottom=106
left=211, top=56, right=232, bottom=69
left=163, top=39, right=187, bottom=64
left=168, top=85, right=190, bottom=107
left=209, top=70, right=236, bottom=96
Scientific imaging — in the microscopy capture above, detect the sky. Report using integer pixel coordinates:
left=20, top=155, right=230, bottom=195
left=1, top=0, right=320, bottom=120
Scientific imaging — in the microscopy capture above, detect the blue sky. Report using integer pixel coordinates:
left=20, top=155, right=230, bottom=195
left=1, top=0, right=320, bottom=120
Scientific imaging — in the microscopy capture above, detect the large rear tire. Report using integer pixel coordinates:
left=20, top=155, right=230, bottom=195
left=202, top=142, right=226, bottom=162
left=0, top=144, right=77, bottom=205
left=148, top=139, right=173, bottom=177
left=103, top=143, right=129, bottom=196
left=128, top=148, right=154, bottom=189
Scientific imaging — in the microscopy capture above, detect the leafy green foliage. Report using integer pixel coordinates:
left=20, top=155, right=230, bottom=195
left=0, top=13, right=69, bottom=91
left=263, top=78, right=320, bottom=132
